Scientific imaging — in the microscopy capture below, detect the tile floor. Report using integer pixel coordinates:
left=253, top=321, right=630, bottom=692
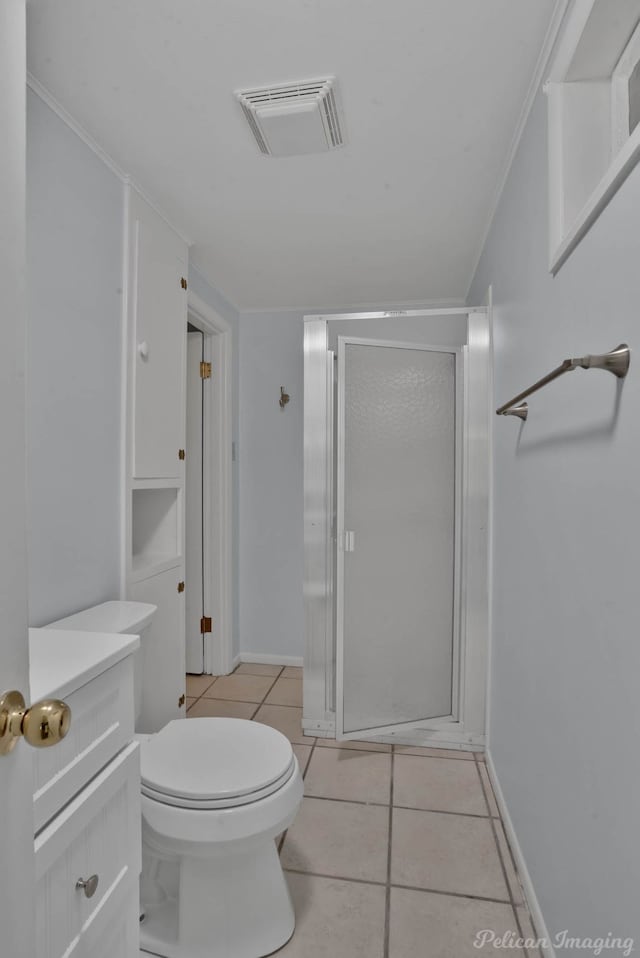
left=186, top=665, right=541, bottom=958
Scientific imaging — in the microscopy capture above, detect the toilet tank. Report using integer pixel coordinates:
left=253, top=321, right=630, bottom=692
left=45, top=601, right=157, bottom=724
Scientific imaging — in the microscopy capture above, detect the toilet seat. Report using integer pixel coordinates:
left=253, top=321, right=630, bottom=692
left=140, top=717, right=296, bottom=810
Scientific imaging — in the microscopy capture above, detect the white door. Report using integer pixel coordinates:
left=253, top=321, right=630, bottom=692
left=129, top=189, right=188, bottom=479
left=130, top=567, right=185, bottom=733
left=185, top=331, right=204, bottom=673
left=336, top=338, right=462, bottom=739
left=0, top=2, right=37, bottom=953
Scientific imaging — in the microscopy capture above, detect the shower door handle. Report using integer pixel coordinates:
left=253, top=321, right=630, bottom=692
left=344, top=530, right=355, bottom=553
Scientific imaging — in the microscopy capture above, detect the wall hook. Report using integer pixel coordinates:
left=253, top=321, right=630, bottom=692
left=279, top=386, right=290, bottom=410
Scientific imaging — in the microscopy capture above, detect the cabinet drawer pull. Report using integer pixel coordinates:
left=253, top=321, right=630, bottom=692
left=76, top=874, right=99, bottom=899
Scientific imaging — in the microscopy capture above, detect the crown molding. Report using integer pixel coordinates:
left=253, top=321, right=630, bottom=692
left=238, top=297, right=467, bottom=315
left=27, top=72, right=193, bottom=246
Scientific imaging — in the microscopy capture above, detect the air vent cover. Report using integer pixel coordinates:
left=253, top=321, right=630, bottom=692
left=236, top=77, right=345, bottom=156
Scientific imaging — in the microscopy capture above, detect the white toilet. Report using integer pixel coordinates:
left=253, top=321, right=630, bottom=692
left=46, top=601, right=304, bottom=958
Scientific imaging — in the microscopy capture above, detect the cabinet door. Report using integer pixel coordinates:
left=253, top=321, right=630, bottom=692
left=130, top=567, right=186, bottom=733
left=33, top=657, right=134, bottom=833
left=35, top=744, right=140, bottom=958
left=129, top=189, right=188, bottom=479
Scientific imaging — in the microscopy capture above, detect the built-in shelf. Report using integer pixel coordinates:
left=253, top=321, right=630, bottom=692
left=130, top=553, right=182, bottom=584
left=131, top=487, right=181, bottom=581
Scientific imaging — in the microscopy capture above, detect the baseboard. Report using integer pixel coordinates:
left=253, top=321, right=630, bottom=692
left=485, top=750, right=555, bottom=958
left=238, top=652, right=304, bottom=668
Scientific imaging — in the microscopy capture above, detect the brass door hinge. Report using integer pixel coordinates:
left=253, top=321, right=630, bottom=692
left=178, top=449, right=186, bottom=460
left=200, top=616, right=212, bottom=634
left=178, top=694, right=186, bottom=708
left=180, top=277, right=188, bottom=290
left=200, top=361, right=212, bottom=379
left=177, top=581, right=185, bottom=593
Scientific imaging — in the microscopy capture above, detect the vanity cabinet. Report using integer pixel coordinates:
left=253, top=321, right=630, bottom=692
left=30, top=629, right=140, bottom=958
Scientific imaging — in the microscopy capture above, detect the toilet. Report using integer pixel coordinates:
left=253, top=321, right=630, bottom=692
left=45, top=601, right=304, bottom=958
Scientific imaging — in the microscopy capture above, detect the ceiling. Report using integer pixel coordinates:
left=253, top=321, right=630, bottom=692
left=26, top=0, right=557, bottom=311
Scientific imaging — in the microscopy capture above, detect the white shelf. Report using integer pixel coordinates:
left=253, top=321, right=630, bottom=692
left=130, top=553, right=182, bottom=583
left=131, top=486, right=181, bottom=583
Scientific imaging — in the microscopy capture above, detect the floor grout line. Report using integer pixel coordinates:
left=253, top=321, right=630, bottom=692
left=299, top=792, right=496, bottom=820
left=283, top=867, right=386, bottom=888
left=392, top=746, right=483, bottom=762
left=278, top=738, right=318, bottom=856
left=388, top=881, right=512, bottom=906
left=253, top=700, right=303, bottom=711
left=282, top=867, right=514, bottom=906
left=256, top=668, right=286, bottom=717
left=474, top=753, right=531, bottom=956
left=299, top=741, right=317, bottom=779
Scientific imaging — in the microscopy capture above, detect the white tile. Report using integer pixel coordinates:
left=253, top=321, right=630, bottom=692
left=187, top=698, right=256, bottom=719
left=281, top=797, right=388, bottom=883
left=391, top=808, right=509, bottom=901
left=275, top=873, right=385, bottom=957
left=389, top=887, right=525, bottom=958
left=495, top=821, right=524, bottom=905
left=253, top=705, right=316, bottom=746
left=185, top=674, right=216, bottom=696
left=393, top=755, right=487, bottom=815
left=234, top=663, right=283, bottom=677
left=304, top=748, right=391, bottom=804
left=281, top=666, right=303, bottom=679
left=478, top=762, right=500, bottom=816
left=205, top=673, right=274, bottom=702
left=265, top=677, right=303, bottom=707
left=292, top=744, right=313, bottom=775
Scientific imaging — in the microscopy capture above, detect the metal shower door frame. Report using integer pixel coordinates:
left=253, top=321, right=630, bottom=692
left=335, top=336, right=464, bottom=740
left=303, top=307, right=490, bottom=750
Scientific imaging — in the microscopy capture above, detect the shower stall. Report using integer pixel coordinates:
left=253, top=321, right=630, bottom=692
left=303, top=308, right=491, bottom=750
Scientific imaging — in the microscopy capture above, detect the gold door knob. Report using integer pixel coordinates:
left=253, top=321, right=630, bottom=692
left=0, top=690, right=71, bottom=756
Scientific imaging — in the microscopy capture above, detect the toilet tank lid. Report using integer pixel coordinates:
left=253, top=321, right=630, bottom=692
left=44, top=600, right=157, bottom=635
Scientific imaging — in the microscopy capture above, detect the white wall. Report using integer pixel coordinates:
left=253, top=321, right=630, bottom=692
left=238, top=311, right=305, bottom=659
left=26, top=92, right=241, bottom=659
left=469, top=93, right=640, bottom=949
left=238, top=310, right=468, bottom=659
left=27, top=90, right=123, bottom=625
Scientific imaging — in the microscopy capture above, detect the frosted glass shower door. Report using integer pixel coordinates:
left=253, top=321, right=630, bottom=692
left=336, top=338, right=461, bottom=738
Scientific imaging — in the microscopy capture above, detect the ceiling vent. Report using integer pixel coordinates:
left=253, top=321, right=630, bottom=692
left=236, top=77, right=345, bottom=156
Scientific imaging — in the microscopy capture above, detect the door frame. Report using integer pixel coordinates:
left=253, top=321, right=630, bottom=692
left=185, top=329, right=206, bottom=673
left=335, top=337, right=464, bottom=740
left=0, top=1, right=36, bottom=952
left=186, top=292, right=233, bottom=676
left=303, top=308, right=492, bottom=749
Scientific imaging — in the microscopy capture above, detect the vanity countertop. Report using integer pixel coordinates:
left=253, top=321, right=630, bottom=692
left=29, top=628, right=139, bottom=702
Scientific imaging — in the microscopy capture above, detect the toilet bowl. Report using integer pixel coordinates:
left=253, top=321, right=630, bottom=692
left=45, top=601, right=304, bottom=958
